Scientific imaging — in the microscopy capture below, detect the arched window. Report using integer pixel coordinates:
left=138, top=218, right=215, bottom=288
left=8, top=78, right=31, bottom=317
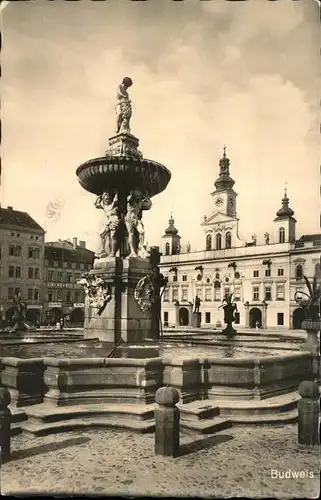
left=206, top=234, right=212, bottom=251
left=216, top=233, right=222, bottom=250
left=225, top=232, right=232, bottom=249
left=165, top=242, right=170, bottom=256
left=295, top=264, right=303, bottom=280
left=279, top=227, right=285, bottom=244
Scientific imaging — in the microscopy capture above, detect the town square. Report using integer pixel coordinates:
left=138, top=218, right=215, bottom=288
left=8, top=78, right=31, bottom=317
left=0, top=0, right=320, bottom=498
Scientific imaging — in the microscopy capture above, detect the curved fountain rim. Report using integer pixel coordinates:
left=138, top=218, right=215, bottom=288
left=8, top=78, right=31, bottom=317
left=76, top=156, right=171, bottom=176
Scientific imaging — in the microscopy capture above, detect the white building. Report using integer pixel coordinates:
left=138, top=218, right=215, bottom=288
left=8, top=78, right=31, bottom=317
left=159, top=149, right=321, bottom=330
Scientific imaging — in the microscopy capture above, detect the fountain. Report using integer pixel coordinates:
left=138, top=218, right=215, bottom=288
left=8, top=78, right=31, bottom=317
left=218, top=292, right=238, bottom=336
left=8, top=293, right=35, bottom=334
left=76, top=78, right=170, bottom=347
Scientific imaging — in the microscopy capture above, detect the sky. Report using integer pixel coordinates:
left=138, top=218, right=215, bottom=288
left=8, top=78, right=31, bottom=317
left=1, top=0, right=320, bottom=253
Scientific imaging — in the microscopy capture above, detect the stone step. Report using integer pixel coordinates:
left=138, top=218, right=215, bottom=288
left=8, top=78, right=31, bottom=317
left=230, top=408, right=299, bottom=426
left=178, top=400, right=220, bottom=421
left=25, top=403, right=155, bottom=424
left=21, top=417, right=155, bottom=436
left=215, top=392, right=300, bottom=417
left=180, top=417, right=232, bottom=435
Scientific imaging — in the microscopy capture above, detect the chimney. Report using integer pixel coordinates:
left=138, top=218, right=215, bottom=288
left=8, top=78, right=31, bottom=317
left=73, top=237, right=78, bottom=249
left=79, top=240, right=86, bottom=249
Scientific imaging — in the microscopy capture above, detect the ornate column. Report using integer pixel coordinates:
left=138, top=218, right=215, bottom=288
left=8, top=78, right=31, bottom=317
left=244, top=301, right=250, bottom=328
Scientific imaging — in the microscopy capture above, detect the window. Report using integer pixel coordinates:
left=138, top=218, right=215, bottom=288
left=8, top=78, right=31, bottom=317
left=277, top=268, right=284, bottom=276
left=57, top=290, right=62, bottom=301
left=234, top=312, right=240, bottom=324
left=182, top=274, right=187, bottom=282
left=225, top=232, right=232, bottom=249
left=253, top=270, right=259, bottom=278
left=34, top=289, right=39, bottom=301
left=15, top=267, right=21, bottom=278
left=234, top=287, right=241, bottom=301
left=214, top=281, right=221, bottom=301
left=9, top=244, right=21, bottom=257
left=277, top=313, right=284, bottom=326
left=205, top=312, right=211, bottom=324
left=295, top=264, right=303, bottom=279
left=67, top=262, right=72, bottom=269
left=163, top=289, right=169, bottom=302
left=28, top=288, right=33, bottom=300
left=164, top=311, right=169, bottom=324
left=265, top=269, right=271, bottom=277
left=57, top=271, right=63, bottom=282
left=28, top=247, right=40, bottom=259
left=35, top=268, right=40, bottom=279
left=205, top=287, right=212, bottom=302
left=264, top=285, right=272, bottom=301
left=48, top=291, right=53, bottom=302
left=276, top=284, right=285, bottom=300
left=279, top=227, right=285, bottom=244
left=206, top=234, right=212, bottom=251
left=28, top=268, right=33, bottom=279
left=8, top=287, right=14, bottom=299
left=8, top=266, right=14, bottom=278
left=253, top=286, right=260, bottom=301
left=47, top=270, right=54, bottom=281
left=173, top=274, right=177, bottom=282
left=14, top=287, right=20, bottom=296
left=181, top=288, right=188, bottom=302
left=67, top=272, right=73, bottom=283
left=66, top=292, right=71, bottom=302
left=172, top=288, right=178, bottom=302
left=74, top=291, right=80, bottom=302
left=216, top=233, right=222, bottom=250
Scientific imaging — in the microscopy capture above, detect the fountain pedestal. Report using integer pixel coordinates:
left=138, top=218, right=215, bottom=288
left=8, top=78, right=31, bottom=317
left=84, top=257, right=159, bottom=343
left=191, top=312, right=201, bottom=328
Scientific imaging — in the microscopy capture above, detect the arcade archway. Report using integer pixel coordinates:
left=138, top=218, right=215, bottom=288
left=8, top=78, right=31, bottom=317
left=48, top=307, right=62, bottom=325
left=179, top=307, right=189, bottom=326
left=292, top=308, right=305, bottom=329
left=70, top=308, right=84, bottom=325
left=249, top=307, right=262, bottom=328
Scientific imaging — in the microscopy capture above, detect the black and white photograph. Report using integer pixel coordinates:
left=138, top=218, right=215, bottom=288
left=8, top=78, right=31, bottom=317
left=0, top=0, right=320, bottom=497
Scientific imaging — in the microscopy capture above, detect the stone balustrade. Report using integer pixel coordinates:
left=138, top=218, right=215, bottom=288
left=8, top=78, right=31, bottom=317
left=0, top=357, right=45, bottom=407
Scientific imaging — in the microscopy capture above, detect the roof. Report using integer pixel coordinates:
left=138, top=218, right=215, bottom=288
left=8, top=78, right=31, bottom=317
left=45, top=241, right=95, bottom=264
left=298, top=234, right=321, bottom=243
left=0, top=206, right=45, bottom=233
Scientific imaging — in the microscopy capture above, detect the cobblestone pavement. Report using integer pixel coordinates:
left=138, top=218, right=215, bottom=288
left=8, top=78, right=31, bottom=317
left=1, top=425, right=320, bottom=498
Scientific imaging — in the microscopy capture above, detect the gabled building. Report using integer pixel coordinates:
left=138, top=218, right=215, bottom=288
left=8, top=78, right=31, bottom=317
left=0, top=206, right=46, bottom=324
left=159, top=148, right=321, bottom=330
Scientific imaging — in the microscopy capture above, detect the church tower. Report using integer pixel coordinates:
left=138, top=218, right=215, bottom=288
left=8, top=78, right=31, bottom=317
left=162, top=214, right=181, bottom=256
left=202, top=147, right=242, bottom=250
left=273, top=188, right=296, bottom=243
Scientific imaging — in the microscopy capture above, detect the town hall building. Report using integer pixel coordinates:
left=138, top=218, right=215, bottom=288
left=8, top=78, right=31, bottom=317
left=159, top=148, right=320, bottom=330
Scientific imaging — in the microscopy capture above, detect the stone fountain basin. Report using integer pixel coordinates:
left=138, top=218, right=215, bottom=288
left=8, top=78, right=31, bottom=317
left=76, top=156, right=171, bottom=197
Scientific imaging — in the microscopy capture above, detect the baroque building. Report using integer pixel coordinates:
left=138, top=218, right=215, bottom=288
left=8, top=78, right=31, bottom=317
left=0, top=206, right=46, bottom=324
left=159, top=149, right=321, bottom=330
left=43, top=238, right=95, bottom=325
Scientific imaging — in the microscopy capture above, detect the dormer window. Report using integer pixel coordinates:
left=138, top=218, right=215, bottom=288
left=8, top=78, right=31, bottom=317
left=165, top=242, right=170, bottom=256
left=225, top=232, right=232, bottom=249
left=206, top=234, right=212, bottom=251
left=216, top=233, right=222, bottom=250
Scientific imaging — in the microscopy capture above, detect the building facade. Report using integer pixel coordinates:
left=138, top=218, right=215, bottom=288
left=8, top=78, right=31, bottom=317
left=159, top=149, right=321, bottom=330
left=0, top=206, right=46, bottom=324
left=43, top=238, right=95, bottom=325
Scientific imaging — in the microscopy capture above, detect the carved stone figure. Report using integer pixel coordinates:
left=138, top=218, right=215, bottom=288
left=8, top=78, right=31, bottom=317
left=9, top=293, right=33, bottom=332
left=116, top=77, right=133, bottom=134
left=94, top=191, right=122, bottom=258
left=264, top=232, right=270, bottom=245
left=219, top=293, right=238, bottom=327
left=134, top=275, right=155, bottom=312
left=79, top=273, right=112, bottom=316
left=125, top=191, right=152, bottom=258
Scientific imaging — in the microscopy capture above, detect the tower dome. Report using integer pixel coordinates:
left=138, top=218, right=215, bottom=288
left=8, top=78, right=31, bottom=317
left=275, top=188, right=295, bottom=219
left=164, top=214, right=178, bottom=235
left=214, top=146, right=235, bottom=191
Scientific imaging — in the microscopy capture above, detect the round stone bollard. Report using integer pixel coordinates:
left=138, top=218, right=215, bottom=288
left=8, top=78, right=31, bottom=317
left=0, top=387, right=12, bottom=463
left=155, top=386, right=180, bottom=458
left=298, top=381, right=320, bottom=446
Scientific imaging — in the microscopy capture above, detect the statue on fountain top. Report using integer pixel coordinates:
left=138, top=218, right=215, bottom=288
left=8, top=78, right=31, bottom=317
left=94, top=191, right=122, bottom=258
left=116, top=77, right=133, bottom=135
